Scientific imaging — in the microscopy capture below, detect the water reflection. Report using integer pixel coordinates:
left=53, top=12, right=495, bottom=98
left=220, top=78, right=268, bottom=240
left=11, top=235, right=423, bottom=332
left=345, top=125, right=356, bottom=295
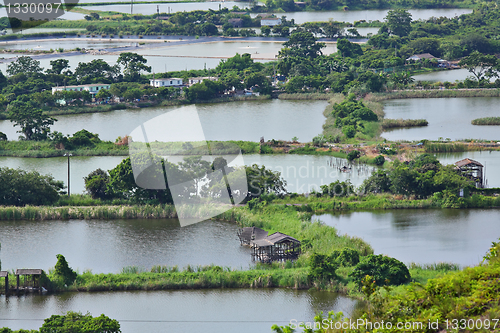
left=0, top=219, right=251, bottom=273
left=381, top=97, right=500, bottom=141
left=0, top=289, right=360, bottom=333
left=314, top=209, right=500, bottom=266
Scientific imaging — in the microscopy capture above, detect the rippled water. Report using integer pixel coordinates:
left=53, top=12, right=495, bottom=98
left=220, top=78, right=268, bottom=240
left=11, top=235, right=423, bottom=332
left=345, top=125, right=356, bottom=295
left=0, top=100, right=328, bottom=142
left=0, top=289, right=361, bottom=333
left=381, top=97, right=500, bottom=141
left=314, top=209, right=500, bottom=267
left=0, top=218, right=250, bottom=273
left=0, top=153, right=374, bottom=194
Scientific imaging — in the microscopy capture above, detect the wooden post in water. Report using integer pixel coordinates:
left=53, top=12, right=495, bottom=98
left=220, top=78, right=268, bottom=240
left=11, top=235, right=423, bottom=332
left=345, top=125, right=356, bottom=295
left=0, top=271, right=8, bottom=295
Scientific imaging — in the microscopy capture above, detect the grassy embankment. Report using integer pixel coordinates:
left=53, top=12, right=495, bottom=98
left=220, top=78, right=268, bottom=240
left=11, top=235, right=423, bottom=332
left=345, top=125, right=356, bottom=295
left=472, top=117, right=500, bottom=125
left=0, top=203, right=467, bottom=295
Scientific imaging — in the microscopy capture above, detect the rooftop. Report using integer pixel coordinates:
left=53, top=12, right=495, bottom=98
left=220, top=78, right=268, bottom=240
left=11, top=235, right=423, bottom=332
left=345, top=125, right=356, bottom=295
left=455, top=158, right=484, bottom=168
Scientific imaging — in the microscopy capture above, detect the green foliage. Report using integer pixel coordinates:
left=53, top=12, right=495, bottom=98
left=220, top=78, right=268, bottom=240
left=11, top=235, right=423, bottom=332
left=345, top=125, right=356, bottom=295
left=0, top=167, right=64, bottom=206
left=84, top=169, right=111, bottom=200
left=349, top=254, right=411, bottom=288
left=244, top=164, right=287, bottom=199
left=8, top=100, right=56, bottom=141
left=330, top=247, right=360, bottom=267
left=373, top=155, right=385, bottom=166
left=346, top=150, right=361, bottom=161
left=385, top=9, right=412, bottom=37
left=53, top=254, right=77, bottom=286
left=308, top=252, right=338, bottom=281
left=319, top=180, right=354, bottom=197
left=40, top=311, right=120, bottom=333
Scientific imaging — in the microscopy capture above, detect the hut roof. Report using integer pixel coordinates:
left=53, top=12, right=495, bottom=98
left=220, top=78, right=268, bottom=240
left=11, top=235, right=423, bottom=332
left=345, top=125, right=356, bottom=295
left=251, top=232, right=300, bottom=247
left=0, top=271, right=8, bottom=277
left=455, top=158, right=484, bottom=168
left=266, top=232, right=300, bottom=244
left=15, top=269, right=42, bottom=275
left=239, top=227, right=268, bottom=242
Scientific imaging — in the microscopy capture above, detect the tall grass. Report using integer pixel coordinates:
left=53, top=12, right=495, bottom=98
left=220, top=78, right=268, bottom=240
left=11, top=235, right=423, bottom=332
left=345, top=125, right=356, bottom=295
left=365, top=89, right=500, bottom=102
left=278, top=93, right=337, bottom=100
left=381, top=118, right=428, bottom=129
left=471, top=117, right=500, bottom=125
left=424, top=143, right=466, bottom=152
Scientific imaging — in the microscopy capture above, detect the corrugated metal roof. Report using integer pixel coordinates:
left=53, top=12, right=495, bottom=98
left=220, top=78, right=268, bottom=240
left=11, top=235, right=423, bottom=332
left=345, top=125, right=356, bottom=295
left=16, top=269, right=42, bottom=275
left=0, top=271, right=8, bottom=277
left=455, top=158, right=484, bottom=167
left=265, top=232, right=300, bottom=245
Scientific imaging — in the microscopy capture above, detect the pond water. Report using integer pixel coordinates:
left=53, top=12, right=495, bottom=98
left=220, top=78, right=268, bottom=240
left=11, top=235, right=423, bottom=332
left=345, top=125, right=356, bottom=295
left=381, top=97, right=500, bottom=141
left=0, top=289, right=360, bottom=333
left=0, top=100, right=328, bottom=142
left=0, top=154, right=374, bottom=194
left=0, top=8, right=85, bottom=20
left=0, top=218, right=250, bottom=273
left=0, top=39, right=141, bottom=51
left=314, top=209, right=500, bottom=267
left=0, top=39, right=302, bottom=72
left=435, top=150, right=500, bottom=188
left=90, top=1, right=251, bottom=15
left=135, top=40, right=337, bottom=59
left=252, top=8, right=473, bottom=24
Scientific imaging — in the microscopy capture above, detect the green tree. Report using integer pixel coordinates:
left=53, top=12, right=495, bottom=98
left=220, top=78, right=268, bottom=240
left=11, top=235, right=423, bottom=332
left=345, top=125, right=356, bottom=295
left=458, top=51, right=499, bottom=82
left=308, top=252, right=338, bottom=281
left=349, top=254, right=411, bottom=288
left=117, top=52, right=151, bottom=81
left=279, top=31, right=325, bottom=59
left=47, top=59, right=70, bottom=75
left=245, top=164, right=286, bottom=199
left=0, top=168, right=64, bottom=206
left=95, top=88, right=112, bottom=100
left=8, top=100, right=56, bottom=141
left=261, top=25, right=271, bottom=36
left=75, top=59, right=119, bottom=84
left=337, top=38, right=363, bottom=58
left=84, top=169, right=110, bottom=199
left=6, top=56, right=43, bottom=76
left=385, top=9, right=412, bottom=37
left=54, top=254, right=77, bottom=286
left=40, top=311, right=120, bottom=333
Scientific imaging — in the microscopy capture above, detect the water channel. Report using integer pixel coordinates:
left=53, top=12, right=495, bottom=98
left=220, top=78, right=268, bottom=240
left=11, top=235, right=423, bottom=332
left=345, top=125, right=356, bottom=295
left=0, top=289, right=360, bottom=332
left=0, top=218, right=250, bottom=272
left=0, top=153, right=375, bottom=194
left=381, top=97, right=500, bottom=141
left=0, top=100, right=328, bottom=142
left=314, top=208, right=500, bottom=267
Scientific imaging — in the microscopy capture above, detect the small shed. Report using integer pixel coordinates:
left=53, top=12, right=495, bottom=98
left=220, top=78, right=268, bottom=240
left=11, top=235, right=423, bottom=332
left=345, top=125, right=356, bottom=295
left=238, top=227, right=301, bottom=263
left=15, top=269, right=43, bottom=292
left=228, top=18, right=243, bottom=28
left=455, top=158, right=484, bottom=188
left=251, top=232, right=301, bottom=263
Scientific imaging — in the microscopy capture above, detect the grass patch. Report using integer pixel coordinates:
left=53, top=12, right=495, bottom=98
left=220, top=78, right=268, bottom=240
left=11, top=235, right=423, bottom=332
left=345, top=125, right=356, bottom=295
left=471, top=117, right=500, bottom=125
left=380, top=118, right=428, bottom=130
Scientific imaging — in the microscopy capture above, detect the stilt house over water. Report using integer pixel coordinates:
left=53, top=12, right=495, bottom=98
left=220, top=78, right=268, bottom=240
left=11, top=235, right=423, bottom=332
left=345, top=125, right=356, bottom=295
left=455, top=158, right=485, bottom=188
left=237, top=227, right=301, bottom=263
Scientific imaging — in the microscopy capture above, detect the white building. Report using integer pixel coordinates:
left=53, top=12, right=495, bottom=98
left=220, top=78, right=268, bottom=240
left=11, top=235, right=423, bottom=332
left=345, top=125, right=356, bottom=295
left=187, top=77, right=218, bottom=87
left=150, top=78, right=183, bottom=88
left=52, top=83, right=111, bottom=95
left=261, top=18, right=282, bottom=26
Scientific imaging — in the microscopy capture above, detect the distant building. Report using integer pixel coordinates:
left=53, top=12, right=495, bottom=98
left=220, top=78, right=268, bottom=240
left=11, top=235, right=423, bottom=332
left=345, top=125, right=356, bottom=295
left=406, top=53, right=438, bottom=61
left=187, top=77, right=218, bottom=86
left=52, top=83, right=110, bottom=95
left=228, top=18, right=243, bottom=28
left=149, top=78, right=183, bottom=88
left=261, top=17, right=282, bottom=26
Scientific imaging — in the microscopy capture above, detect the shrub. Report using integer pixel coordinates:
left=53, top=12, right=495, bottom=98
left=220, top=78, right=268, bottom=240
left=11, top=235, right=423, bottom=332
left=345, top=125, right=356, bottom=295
left=349, top=254, right=411, bottom=288
left=347, top=150, right=361, bottom=161
left=309, top=252, right=338, bottom=281
left=331, top=248, right=360, bottom=267
left=374, top=155, right=385, bottom=165
left=54, top=254, right=77, bottom=286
